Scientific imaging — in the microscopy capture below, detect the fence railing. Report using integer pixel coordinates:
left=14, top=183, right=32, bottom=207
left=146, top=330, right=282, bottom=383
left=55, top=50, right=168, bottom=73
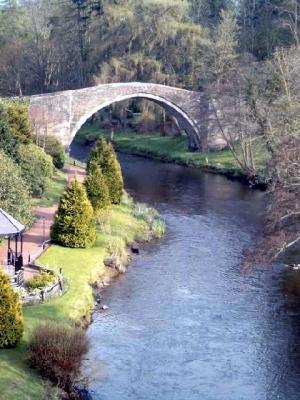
left=16, top=269, right=24, bottom=287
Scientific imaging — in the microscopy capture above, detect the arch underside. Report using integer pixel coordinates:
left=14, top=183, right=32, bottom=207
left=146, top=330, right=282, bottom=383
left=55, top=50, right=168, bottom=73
left=70, top=93, right=202, bottom=151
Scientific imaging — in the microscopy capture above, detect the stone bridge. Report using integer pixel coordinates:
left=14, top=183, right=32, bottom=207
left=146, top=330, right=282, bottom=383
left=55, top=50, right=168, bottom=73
left=27, top=82, right=224, bottom=151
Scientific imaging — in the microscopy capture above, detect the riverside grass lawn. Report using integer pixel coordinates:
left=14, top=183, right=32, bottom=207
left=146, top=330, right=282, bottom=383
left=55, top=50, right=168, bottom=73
left=0, top=167, right=150, bottom=400
left=75, top=124, right=268, bottom=183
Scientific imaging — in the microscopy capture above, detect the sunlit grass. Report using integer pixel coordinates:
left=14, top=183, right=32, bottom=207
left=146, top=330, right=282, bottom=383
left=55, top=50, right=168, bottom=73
left=0, top=190, right=151, bottom=400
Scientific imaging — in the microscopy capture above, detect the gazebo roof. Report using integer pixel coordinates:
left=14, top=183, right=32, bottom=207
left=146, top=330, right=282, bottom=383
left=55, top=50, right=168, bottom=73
left=0, top=209, right=25, bottom=238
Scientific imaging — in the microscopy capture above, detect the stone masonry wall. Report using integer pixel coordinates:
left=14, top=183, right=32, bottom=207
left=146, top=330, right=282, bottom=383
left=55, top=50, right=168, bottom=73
left=28, top=82, right=227, bottom=152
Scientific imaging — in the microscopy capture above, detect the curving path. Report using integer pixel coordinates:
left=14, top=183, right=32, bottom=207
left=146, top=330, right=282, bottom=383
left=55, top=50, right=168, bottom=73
left=0, top=165, right=86, bottom=281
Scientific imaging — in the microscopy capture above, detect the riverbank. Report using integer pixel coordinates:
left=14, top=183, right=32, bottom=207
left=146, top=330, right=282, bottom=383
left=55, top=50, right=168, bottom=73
left=113, top=135, right=268, bottom=187
left=0, top=166, right=164, bottom=400
left=74, top=125, right=268, bottom=187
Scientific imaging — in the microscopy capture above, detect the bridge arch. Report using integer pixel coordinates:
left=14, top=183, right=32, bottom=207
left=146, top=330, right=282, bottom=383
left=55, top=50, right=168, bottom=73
left=27, top=82, right=225, bottom=152
left=71, top=92, right=201, bottom=151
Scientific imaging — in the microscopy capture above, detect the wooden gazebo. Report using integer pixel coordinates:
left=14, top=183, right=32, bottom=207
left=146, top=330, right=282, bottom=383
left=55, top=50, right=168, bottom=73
left=0, top=209, right=25, bottom=273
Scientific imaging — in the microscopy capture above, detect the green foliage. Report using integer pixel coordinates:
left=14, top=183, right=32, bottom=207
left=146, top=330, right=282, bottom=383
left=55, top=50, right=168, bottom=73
left=87, top=135, right=107, bottom=170
left=51, top=179, right=96, bottom=248
left=0, top=270, right=24, bottom=349
left=0, top=105, right=18, bottom=159
left=26, top=272, right=56, bottom=290
left=151, top=219, right=166, bottom=238
left=17, top=143, right=54, bottom=197
left=0, top=150, right=33, bottom=226
left=39, top=135, right=65, bottom=169
left=2, top=102, right=32, bottom=144
left=34, top=169, right=67, bottom=208
left=133, top=201, right=166, bottom=238
left=84, top=161, right=111, bottom=212
left=88, top=137, right=124, bottom=204
left=98, top=142, right=124, bottom=204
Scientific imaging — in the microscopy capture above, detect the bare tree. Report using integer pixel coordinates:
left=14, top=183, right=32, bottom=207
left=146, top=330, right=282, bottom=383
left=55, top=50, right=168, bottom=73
left=207, top=11, right=261, bottom=180
left=242, top=46, right=300, bottom=269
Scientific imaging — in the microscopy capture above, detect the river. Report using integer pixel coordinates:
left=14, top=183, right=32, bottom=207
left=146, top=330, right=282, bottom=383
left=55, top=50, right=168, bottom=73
left=70, top=145, right=300, bottom=400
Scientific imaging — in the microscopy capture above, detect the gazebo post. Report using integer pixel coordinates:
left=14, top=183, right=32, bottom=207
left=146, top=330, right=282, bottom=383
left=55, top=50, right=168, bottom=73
left=20, top=233, right=23, bottom=268
left=15, top=234, right=18, bottom=267
left=7, top=237, right=10, bottom=263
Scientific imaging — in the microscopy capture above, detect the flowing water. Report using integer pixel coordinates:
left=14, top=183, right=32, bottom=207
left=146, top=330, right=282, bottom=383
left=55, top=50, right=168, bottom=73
left=71, top=144, right=300, bottom=400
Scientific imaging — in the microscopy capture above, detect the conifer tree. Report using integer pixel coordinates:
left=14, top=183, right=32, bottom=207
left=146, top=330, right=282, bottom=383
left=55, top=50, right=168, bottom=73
left=0, top=270, right=24, bottom=349
left=87, top=137, right=124, bottom=204
left=0, top=105, right=18, bottom=159
left=87, top=136, right=107, bottom=172
left=100, top=143, right=124, bottom=204
left=51, top=179, right=96, bottom=248
left=85, top=161, right=111, bottom=212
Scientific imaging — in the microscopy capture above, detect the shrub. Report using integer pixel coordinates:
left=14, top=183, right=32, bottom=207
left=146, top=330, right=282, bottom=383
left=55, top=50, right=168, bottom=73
left=0, top=150, right=33, bottom=226
left=35, top=135, right=65, bottom=169
left=2, top=101, right=32, bottom=144
left=17, top=143, right=54, bottom=197
left=51, top=179, right=96, bottom=248
left=133, top=203, right=159, bottom=224
left=85, top=132, right=98, bottom=145
left=152, top=219, right=166, bottom=238
left=0, top=270, right=24, bottom=349
left=105, top=235, right=129, bottom=273
left=88, top=137, right=124, bottom=204
left=26, top=272, right=56, bottom=290
left=133, top=202, right=165, bottom=238
left=27, top=323, right=89, bottom=391
left=84, top=161, right=111, bottom=213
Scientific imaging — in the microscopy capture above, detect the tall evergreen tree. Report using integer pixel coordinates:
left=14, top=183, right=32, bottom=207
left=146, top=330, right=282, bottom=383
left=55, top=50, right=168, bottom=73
left=51, top=179, right=96, bottom=248
left=87, top=136, right=107, bottom=172
left=3, top=102, right=33, bottom=144
left=88, top=137, right=124, bottom=204
left=0, top=270, right=24, bottom=349
left=0, top=105, right=18, bottom=159
left=85, top=161, right=111, bottom=212
left=100, top=142, right=124, bottom=204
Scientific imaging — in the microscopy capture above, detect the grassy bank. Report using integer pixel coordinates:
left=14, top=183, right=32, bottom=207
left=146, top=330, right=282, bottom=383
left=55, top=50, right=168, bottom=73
left=112, top=134, right=268, bottom=184
left=74, top=125, right=268, bottom=185
left=0, top=172, right=161, bottom=400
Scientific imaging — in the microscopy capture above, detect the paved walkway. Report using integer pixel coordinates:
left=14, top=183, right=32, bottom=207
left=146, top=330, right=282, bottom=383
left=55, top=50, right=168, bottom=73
left=0, top=165, right=86, bottom=280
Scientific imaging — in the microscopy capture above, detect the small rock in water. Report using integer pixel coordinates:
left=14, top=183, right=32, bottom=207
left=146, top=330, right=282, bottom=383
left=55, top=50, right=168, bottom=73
left=131, top=243, right=140, bottom=254
left=72, top=386, right=93, bottom=400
